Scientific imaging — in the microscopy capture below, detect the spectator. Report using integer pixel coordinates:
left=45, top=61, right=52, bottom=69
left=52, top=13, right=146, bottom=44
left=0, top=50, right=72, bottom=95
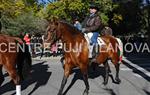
left=24, top=33, right=32, bottom=55
left=24, top=33, right=31, bottom=45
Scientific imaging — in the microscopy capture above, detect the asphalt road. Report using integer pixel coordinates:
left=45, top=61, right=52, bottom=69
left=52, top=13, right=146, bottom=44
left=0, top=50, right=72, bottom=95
left=0, top=56, right=150, bottom=95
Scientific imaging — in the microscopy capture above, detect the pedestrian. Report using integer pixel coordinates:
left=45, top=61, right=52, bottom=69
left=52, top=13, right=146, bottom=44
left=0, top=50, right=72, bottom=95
left=73, top=18, right=82, bottom=31
left=19, top=32, right=24, bottom=40
left=82, top=3, right=102, bottom=59
left=24, top=33, right=31, bottom=45
left=23, top=33, right=32, bottom=55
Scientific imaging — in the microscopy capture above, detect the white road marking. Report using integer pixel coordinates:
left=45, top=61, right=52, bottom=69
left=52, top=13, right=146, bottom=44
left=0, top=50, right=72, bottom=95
left=121, top=67, right=150, bottom=71
left=120, top=68, right=132, bottom=71
left=134, top=72, right=150, bottom=78
left=123, top=57, right=150, bottom=78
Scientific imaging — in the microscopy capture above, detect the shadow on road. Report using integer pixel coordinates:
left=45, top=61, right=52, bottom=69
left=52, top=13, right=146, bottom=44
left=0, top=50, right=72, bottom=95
left=63, top=65, right=116, bottom=95
left=0, top=61, right=52, bottom=95
left=122, top=60, right=150, bottom=82
left=102, top=88, right=116, bottom=95
left=143, top=89, right=150, bottom=95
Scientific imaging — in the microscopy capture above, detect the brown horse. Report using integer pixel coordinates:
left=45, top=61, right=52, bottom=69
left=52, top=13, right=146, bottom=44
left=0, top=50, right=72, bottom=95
left=0, top=34, right=32, bottom=86
left=45, top=20, right=122, bottom=95
left=93, top=35, right=122, bottom=85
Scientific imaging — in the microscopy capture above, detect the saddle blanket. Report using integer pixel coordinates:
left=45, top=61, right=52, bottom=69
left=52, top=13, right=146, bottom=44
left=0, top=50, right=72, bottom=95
left=84, top=33, right=123, bottom=60
left=84, top=33, right=106, bottom=58
left=84, top=33, right=106, bottom=46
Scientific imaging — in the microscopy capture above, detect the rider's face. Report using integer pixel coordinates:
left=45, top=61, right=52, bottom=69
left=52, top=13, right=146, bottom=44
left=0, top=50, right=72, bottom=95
left=89, top=8, right=97, bottom=14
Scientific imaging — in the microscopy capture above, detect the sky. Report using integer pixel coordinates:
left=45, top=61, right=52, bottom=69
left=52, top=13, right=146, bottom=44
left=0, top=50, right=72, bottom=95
left=38, top=0, right=53, bottom=4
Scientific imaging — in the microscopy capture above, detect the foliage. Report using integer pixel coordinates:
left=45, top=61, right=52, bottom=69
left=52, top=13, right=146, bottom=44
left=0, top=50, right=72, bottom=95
left=43, top=0, right=113, bottom=24
left=0, top=0, right=47, bottom=36
left=0, top=0, right=25, bottom=17
left=43, top=0, right=86, bottom=21
left=1, top=11, right=47, bottom=36
left=108, top=0, right=147, bottom=36
left=0, top=0, right=149, bottom=37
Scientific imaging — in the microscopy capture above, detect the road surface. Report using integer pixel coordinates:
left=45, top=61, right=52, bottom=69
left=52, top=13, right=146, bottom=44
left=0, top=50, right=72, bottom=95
left=0, top=55, right=150, bottom=95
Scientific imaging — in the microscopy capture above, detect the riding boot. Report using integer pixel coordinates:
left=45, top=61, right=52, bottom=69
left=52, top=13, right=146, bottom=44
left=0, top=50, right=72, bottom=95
left=91, top=44, right=99, bottom=62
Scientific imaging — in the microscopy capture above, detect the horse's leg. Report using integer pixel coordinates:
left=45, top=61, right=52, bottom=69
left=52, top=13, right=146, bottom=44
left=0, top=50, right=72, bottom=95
left=0, top=65, right=4, bottom=86
left=90, top=62, right=98, bottom=72
left=60, top=56, right=65, bottom=68
left=114, top=63, right=121, bottom=84
left=107, top=60, right=111, bottom=73
left=4, top=61, right=21, bottom=95
left=80, top=65, right=89, bottom=95
left=57, top=75, right=67, bottom=95
left=3, top=62, right=20, bottom=85
left=57, top=63, right=72, bottom=95
left=103, top=61, right=109, bottom=85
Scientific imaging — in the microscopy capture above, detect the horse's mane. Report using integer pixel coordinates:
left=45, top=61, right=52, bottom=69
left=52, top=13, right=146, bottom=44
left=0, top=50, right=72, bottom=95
left=0, top=34, right=23, bottom=44
left=59, top=21, right=83, bottom=36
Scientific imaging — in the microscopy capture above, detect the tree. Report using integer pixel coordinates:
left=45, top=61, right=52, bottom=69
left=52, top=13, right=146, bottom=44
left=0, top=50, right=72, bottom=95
left=0, top=0, right=26, bottom=17
left=41, top=0, right=114, bottom=25
left=108, top=0, right=144, bottom=36
left=145, top=0, right=150, bottom=44
left=43, top=0, right=86, bottom=21
left=0, top=0, right=47, bottom=36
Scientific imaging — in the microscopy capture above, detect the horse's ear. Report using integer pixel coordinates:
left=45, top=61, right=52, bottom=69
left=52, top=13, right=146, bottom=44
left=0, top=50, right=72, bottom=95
left=50, top=17, right=58, bottom=26
left=52, top=17, right=58, bottom=23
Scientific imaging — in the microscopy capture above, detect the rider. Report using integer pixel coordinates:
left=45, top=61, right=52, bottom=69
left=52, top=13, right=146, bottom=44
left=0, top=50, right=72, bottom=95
left=74, top=17, right=82, bottom=31
left=82, top=3, right=102, bottom=59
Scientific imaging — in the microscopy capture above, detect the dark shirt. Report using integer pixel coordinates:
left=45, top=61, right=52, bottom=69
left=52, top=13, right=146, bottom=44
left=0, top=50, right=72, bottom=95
left=82, top=13, right=102, bottom=33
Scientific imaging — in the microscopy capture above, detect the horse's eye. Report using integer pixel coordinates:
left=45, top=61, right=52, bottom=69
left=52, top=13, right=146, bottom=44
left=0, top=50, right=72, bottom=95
left=52, top=28, right=56, bottom=32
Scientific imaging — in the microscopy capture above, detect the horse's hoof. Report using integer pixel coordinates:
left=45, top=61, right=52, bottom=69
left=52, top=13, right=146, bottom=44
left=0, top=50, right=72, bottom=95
left=57, top=92, right=62, bottom=95
left=0, top=82, right=3, bottom=86
left=103, top=81, right=108, bottom=85
left=0, top=79, right=4, bottom=86
left=115, top=78, right=121, bottom=84
left=83, top=89, right=89, bottom=95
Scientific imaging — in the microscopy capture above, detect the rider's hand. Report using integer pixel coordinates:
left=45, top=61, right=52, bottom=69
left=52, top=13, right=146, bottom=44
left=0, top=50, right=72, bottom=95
left=82, top=28, right=86, bottom=33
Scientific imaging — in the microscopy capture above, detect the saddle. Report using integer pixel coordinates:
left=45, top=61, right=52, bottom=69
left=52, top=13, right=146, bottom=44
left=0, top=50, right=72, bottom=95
left=84, top=33, right=106, bottom=46
left=84, top=33, right=106, bottom=58
left=84, top=33, right=123, bottom=61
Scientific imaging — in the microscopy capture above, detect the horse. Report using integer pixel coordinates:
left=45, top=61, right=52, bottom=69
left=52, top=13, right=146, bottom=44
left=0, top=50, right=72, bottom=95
left=0, top=34, right=32, bottom=94
left=92, top=35, right=123, bottom=85
left=86, top=26, right=123, bottom=85
left=45, top=19, right=122, bottom=95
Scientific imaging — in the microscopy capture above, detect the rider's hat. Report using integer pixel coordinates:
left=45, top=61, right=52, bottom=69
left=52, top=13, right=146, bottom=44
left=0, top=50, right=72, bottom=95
left=89, top=3, right=99, bottom=11
left=74, top=16, right=80, bottom=21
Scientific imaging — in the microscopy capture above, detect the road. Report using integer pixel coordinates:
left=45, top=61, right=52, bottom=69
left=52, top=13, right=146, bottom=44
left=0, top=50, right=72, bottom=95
left=0, top=55, right=150, bottom=95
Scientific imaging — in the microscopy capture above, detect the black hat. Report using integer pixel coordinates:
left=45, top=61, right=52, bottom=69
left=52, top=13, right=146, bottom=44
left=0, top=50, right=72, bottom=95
left=89, top=3, right=99, bottom=11
left=74, top=16, right=79, bottom=21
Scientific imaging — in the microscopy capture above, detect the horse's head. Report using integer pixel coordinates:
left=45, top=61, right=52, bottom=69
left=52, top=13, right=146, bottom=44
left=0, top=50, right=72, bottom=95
left=101, top=26, right=113, bottom=36
left=45, top=19, right=61, bottom=45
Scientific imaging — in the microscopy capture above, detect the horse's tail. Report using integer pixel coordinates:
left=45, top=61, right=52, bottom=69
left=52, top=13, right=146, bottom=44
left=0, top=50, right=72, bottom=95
left=101, top=36, right=123, bottom=63
left=17, top=44, right=32, bottom=80
left=116, top=38, right=123, bottom=63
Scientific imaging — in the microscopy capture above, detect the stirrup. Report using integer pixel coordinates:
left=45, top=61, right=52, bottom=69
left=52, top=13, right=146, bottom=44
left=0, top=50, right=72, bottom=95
left=91, top=58, right=97, bottom=63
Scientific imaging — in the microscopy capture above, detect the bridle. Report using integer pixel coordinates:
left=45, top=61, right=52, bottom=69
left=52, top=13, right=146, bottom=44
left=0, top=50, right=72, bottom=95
left=45, top=22, right=61, bottom=45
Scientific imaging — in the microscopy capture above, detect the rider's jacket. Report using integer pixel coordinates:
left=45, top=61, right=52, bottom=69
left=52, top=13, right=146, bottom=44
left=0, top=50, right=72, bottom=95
left=82, top=13, right=102, bottom=33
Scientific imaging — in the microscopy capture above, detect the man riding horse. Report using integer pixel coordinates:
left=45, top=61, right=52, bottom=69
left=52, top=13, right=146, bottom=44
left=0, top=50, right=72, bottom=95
left=82, top=3, right=103, bottom=60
